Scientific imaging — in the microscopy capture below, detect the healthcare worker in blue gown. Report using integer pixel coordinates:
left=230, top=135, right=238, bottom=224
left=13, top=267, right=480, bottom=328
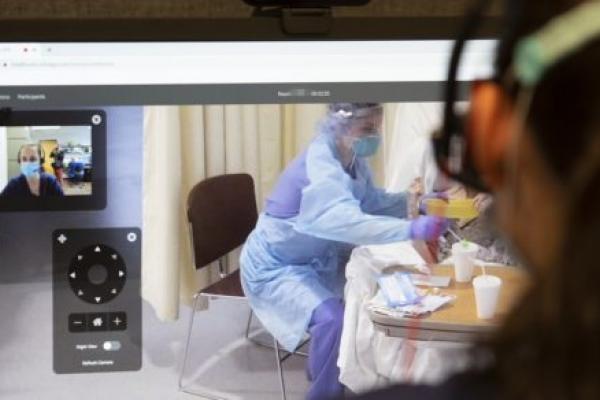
left=240, top=103, right=448, bottom=400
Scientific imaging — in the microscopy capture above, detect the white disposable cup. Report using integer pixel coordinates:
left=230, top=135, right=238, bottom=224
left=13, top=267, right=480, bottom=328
left=473, top=275, right=502, bottom=319
left=452, top=242, right=478, bottom=282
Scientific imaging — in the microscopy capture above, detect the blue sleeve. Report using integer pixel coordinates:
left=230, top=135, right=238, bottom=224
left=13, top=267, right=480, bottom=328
left=295, top=137, right=412, bottom=246
left=360, top=163, right=409, bottom=218
left=51, top=178, right=64, bottom=196
left=42, top=174, right=64, bottom=196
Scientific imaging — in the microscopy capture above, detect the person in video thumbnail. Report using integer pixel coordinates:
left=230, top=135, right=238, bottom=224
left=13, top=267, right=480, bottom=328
left=50, top=145, right=65, bottom=185
left=0, top=143, right=64, bottom=197
left=240, top=103, right=448, bottom=400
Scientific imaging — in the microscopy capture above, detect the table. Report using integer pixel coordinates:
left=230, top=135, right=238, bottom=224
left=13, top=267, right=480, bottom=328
left=370, top=265, right=529, bottom=342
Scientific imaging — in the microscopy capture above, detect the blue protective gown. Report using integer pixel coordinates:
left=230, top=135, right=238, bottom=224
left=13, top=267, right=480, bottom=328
left=240, top=132, right=412, bottom=352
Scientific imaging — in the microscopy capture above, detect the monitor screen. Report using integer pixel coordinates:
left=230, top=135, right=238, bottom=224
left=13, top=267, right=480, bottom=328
left=0, top=38, right=508, bottom=398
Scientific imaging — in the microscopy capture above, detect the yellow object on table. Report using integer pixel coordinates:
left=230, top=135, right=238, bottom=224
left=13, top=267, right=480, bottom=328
left=425, top=198, right=480, bottom=220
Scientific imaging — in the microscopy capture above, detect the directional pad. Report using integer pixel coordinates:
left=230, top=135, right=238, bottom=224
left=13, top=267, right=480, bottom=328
left=68, top=244, right=127, bottom=305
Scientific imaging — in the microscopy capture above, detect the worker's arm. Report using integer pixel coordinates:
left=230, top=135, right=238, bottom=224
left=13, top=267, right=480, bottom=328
left=360, top=164, right=409, bottom=218
left=295, top=138, right=412, bottom=245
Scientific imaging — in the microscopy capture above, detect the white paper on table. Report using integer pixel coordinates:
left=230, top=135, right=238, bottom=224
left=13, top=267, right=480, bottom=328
left=368, top=290, right=456, bottom=318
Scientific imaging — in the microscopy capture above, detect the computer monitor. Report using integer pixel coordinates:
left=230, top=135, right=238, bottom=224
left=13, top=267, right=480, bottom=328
left=0, top=14, right=501, bottom=398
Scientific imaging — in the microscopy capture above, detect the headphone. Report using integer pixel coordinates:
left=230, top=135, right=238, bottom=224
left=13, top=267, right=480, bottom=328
left=433, top=0, right=600, bottom=192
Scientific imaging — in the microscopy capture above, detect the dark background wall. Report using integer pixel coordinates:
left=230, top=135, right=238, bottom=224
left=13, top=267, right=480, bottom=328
left=0, top=0, right=501, bottom=19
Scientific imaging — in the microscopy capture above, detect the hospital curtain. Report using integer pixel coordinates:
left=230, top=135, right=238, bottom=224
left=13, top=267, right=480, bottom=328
left=383, top=102, right=444, bottom=192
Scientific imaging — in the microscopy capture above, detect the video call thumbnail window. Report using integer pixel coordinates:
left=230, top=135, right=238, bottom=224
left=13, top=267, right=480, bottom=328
left=0, top=125, right=93, bottom=198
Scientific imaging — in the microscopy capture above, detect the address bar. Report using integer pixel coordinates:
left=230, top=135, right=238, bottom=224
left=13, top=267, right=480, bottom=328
left=9, top=60, right=115, bottom=68
left=0, top=40, right=495, bottom=86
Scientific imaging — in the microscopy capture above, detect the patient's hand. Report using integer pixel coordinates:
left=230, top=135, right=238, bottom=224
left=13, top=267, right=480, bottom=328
left=473, top=193, right=493, bottom=212
left=408, top=177, right=424, bottom=196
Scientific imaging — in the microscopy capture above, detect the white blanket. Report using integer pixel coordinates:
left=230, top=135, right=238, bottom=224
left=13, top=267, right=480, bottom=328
left=338, top=242, right=470, bottom=394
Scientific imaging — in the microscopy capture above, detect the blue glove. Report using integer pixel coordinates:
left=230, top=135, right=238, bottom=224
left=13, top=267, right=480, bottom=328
left=410, top=216, right=449, bottom=241
left=419, top=192, right=449, bottom=215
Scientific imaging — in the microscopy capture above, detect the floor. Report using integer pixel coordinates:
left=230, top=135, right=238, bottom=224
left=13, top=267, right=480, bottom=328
left=0, top=282, right=310, bottom=400
left=62, top=180, right=92, bottom=196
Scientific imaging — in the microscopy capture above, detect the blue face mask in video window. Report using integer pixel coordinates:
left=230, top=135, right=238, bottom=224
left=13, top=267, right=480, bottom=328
left=20, top=161, right=40, bottom=178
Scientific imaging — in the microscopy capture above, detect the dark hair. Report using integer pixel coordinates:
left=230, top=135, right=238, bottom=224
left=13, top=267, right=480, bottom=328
left=483, top=1, right=600, bottom=398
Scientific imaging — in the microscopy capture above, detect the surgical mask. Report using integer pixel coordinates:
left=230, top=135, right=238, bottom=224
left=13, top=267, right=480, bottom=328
left=20, top=162, right=40, bottom=178
left=351, top=134, right=381, bottom=158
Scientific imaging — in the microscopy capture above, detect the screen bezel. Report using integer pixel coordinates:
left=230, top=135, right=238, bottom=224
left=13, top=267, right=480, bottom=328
left=0, top=110, right=107, bottom=212
left=243, top=0, right=370, bottom=6
left=0, top=16, right=500, bottom=42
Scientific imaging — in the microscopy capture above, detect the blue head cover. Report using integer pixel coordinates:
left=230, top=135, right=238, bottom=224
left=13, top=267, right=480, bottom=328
left=265, top=103, right=384, bottom=218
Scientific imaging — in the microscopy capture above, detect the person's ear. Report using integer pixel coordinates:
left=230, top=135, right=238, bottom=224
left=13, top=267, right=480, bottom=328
left=467, top=80, right=515, bottom=190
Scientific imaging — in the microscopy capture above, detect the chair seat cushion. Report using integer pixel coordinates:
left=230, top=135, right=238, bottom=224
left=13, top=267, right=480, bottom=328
left=200, top=269, right=245, bottom=298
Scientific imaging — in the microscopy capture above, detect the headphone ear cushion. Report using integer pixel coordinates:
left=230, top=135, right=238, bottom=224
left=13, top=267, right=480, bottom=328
left=468, top=81, right=514, bottom=189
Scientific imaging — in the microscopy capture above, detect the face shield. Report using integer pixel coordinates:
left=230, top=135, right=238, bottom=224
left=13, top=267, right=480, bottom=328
left=326, top=103, right=384, bottom=158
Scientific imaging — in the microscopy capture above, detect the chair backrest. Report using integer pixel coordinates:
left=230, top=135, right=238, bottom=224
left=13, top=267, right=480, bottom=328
left=187, top=173, right=258, bottom=270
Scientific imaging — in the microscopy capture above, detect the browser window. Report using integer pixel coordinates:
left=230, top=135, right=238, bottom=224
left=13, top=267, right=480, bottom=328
left=0, top=39, right=504, bottom=400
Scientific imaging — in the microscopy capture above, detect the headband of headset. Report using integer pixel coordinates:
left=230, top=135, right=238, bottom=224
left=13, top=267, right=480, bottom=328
left=437, top=0, right=600, bottom=191
left=515, top=1, right=600, bottom=87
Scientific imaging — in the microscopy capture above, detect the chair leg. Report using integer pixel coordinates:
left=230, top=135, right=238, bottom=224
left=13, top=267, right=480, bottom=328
left=178, top=294, right=238, bottom=400
left=245, top=309, right=309, bottom=358
left=274, top=337, right=287, bottom=400
left=178, top=293, right=201, bottom=391
left=248, top=335, right=310, bottom=359
left=247, top=309, right=291, bottom=399
left=245, top=309, right=253, bottom=339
